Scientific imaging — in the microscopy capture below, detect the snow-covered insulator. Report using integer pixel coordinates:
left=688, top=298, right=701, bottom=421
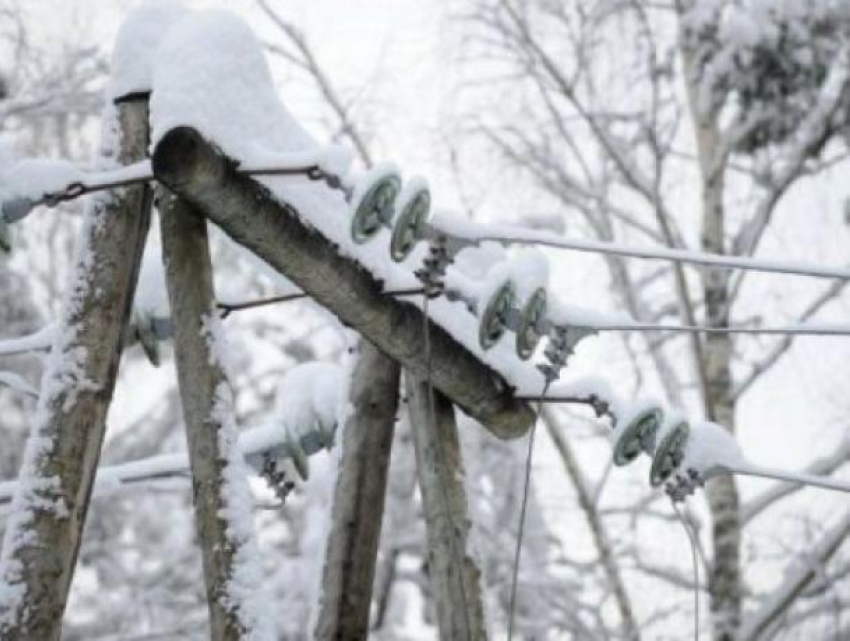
left=478, top=279, right=516, bottom=350
left=649, top=416, right=690, bottom=487
left=390, top=178, right=431, bottom=262
left=259, top=453, right=296, bottom=503
left=516, top=287, right=547, bottom=360
left=612, top=403, right=663, bottom=466
left=283, top=435, right=311, bottom=480
left=1, top=197, right=36, bottom=225
left=130, top=310, right=161, bottom=367
left=350, top=165, right=402, bottom=244
left=0, top=212, right=10, bottom=253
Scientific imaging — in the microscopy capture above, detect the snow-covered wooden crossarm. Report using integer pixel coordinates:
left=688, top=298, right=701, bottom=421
left=150, top=126, right=536, bottom=439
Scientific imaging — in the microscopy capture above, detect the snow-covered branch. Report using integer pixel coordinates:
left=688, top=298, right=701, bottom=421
left=739, top=511, right=850, bottom=641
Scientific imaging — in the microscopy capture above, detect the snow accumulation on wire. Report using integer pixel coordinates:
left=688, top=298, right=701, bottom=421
left=670, top=421, right=850, bottom=495
left=0, top=159, right=83, bottom=203
left=430, top=210, right=850, bottom=281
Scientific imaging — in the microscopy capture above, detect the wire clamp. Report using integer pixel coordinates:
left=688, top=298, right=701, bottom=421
left=415, top=236, right=451, bottom=298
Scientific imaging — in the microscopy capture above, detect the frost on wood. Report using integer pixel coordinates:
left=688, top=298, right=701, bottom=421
left=158, top=187, right=271, bottom=640
left=210, top=379, right=273, bottom=641
left=406, top=375, right=487, bottom=639
left=0, top=96, right=153, bottom=637
left=315, top=342, right=399, bottom=640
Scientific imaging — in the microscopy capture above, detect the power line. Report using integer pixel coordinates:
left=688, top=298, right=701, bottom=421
left=8, top=163, right=850, bottom=283
left=507, top=380, right=551, bottom=641
left=461, top=228, right=850, bottom=281
left=216, top=286, right=423, bottom=317
left=578, top=322, right=850, bottom=336
left=672, top=501, right=700, bottom=641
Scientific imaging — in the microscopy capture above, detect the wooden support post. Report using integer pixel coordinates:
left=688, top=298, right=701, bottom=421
left=151, top=126, right=534, bottom=440
left=0, top=96, right=152, bottom=640
left=406, top=374, right=487, bottom=641
left=314, top=342, right=400, bottom=639
left=157, top=188, right=263, bottom=640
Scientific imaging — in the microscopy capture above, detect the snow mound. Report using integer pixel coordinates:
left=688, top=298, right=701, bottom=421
left=150, top=10, right=314, bottom=161
left=679, top=421, right=746, bottom=479
left=109, top=0, right=190, bottom=100
left=272, top=362, right=350, bottom=442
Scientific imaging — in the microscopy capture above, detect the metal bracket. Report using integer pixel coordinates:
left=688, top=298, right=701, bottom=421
left=665, top=468, right=704, bottom=503
left=260, top=453, right=296, bottom=504
left=414, top=236, right=452, bottom=298
left=0, top=212, right=10, bottom=253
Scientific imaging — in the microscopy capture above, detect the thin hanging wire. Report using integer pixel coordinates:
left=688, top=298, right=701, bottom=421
left=421, top=292, right=473, bottom=641
left=507, top=379, right=551, bottom=641
left=672, top=500, right=700, bottom=641
left=216, top=287, right=424, bottom=317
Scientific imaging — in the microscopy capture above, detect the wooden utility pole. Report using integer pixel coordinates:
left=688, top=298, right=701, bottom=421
left=406, top=375, right=487, bottom=640
left=314, top=342, right=400, bottom=639
left=157, top=188, right=265, bottom=640
left=0, top=96, right=152, bottom=640
left=151, top=126, right=535, bottom=440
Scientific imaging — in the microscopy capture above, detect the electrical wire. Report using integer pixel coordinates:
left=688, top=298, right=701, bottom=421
left=577, top=322, right=850, bottom=336
left=216, top=287, right=423, bottom=317
left=724, top=465, right=850, bottom=494
left=672, top=500, right=700, bottom=641
left=11, top=166, right=850, bottom=283
left=473, top=230, right=850, bottom=281
left=507, top=379, right=551, bottom=641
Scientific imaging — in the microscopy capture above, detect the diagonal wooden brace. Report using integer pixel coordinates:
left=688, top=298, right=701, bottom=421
left=0, top=96, right=153, bottom=640
left=151, top=126, right=535, bottom=439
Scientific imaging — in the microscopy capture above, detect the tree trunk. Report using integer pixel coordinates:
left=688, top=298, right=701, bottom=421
left=678, top=12, right=743, bottom=636
left=151, top=126, right=535, bottom=440
left=315, top=341, right=400, bottom=639
left=0, top=96, right=152, bottom=640
left=158, top=189, right=267, bottom=640
left=406, top=375, right=487, bottom=640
